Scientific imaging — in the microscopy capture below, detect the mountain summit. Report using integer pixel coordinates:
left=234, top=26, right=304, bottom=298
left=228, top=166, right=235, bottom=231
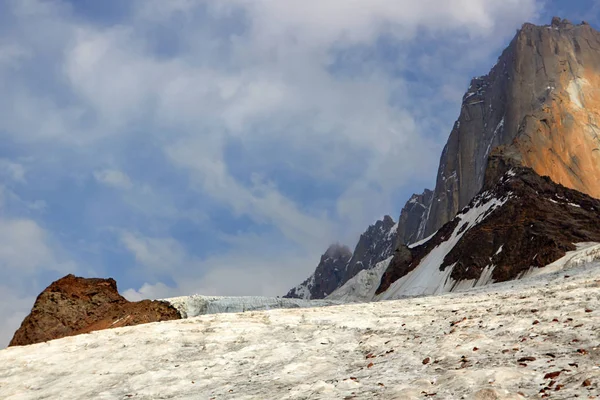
left=417, top=18, right=600, bottom=241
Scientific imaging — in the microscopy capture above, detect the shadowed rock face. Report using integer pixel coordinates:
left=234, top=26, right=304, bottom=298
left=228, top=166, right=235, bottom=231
left=377, top=162, right=600, bottom=296
left=396, top=189, right=433, bottom=245
left=419, top=18, right=600, bottom=240
left=9, top=274, right=181, bottom=347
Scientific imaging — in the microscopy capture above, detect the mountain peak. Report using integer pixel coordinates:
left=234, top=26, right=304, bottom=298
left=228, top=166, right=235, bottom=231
left=414, top=16, right=600, bottom=241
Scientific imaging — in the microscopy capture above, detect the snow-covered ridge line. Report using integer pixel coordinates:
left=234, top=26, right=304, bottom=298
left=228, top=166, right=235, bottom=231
left=163, top=295, right=341, bottom=318
left=522, top=242, right=600, bottom=279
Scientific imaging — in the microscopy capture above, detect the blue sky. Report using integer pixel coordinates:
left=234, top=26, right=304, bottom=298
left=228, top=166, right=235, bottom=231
left=0, top=0, right=597, bottom=346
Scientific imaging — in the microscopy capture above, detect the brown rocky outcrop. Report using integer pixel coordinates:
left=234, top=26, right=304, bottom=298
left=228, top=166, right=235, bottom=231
left=9, top=274, right=181, bottom=347
left=404, top=18, right=600, bottom=242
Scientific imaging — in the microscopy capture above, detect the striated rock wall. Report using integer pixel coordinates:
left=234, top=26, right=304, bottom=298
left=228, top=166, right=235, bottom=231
left=395, top=189, right=433, bottom=245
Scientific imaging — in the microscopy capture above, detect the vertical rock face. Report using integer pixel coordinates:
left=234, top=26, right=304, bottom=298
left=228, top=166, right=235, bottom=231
left=396, top=189, right=433, bottom=245
left=9, top=274, right=181, bottom=347
left=421, top=19, right=600, bottom=239
left=285, top=216, right=397, bottom=299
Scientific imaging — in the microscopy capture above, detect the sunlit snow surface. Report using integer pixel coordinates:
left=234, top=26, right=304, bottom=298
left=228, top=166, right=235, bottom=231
left=2, top=253, right=600, bottom=399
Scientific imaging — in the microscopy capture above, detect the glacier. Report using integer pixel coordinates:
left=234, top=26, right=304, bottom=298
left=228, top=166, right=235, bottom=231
left=164, top=295, right=341, bottom=318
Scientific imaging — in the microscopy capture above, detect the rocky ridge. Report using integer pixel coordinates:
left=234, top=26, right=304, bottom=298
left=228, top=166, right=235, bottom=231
left=395, top=189, right=433, bottom=246
left=376, top=161, right=600, bottom=299
left=285, top=216, right=397, bottom=299
left=306, top=18, right=600, bottom=301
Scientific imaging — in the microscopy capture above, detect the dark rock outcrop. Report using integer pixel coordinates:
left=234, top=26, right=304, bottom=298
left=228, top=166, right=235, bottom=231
left=418, top=19, right=600, bottom=241
left=9, top=274, right=181, bottom=347
left=377, top=164, right=600, bottom=296
left=285, top=216, right=397, bottom=299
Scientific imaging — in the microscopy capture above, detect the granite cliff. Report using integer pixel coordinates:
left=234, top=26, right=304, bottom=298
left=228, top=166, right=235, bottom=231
left=419, top=18, right=600, bottom=240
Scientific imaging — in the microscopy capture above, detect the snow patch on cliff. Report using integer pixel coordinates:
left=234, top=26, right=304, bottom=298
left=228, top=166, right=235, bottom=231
left=567, top=78, right=588, bottom=108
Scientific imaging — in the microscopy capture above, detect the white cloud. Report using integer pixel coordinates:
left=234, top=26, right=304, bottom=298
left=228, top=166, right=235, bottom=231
left=121, top=229, right=322, bottom=299
left=0, top=159, right=26, bottom=182
left=0, top=218, right=72, bottom=274
left=94, top=169, right=133, bottom=190
left=122, top=282, right=180, bottom=302
left=120, top=231, right=187, bottom=273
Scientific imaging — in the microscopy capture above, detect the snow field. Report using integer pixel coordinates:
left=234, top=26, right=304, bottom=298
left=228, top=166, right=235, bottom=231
left=2, top=259, right=600, bottom=399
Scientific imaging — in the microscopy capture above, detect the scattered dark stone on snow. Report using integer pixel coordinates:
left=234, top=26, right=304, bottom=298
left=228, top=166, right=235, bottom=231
left=518, top=357, right=537, bottom=362
left=544, top=371, right=562, bottom=380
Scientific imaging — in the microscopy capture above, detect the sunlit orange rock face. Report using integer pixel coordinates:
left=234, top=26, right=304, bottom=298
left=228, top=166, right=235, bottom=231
left=419, top=18, right=600, bottom=240
left=514, top=70, right=600, bottom=198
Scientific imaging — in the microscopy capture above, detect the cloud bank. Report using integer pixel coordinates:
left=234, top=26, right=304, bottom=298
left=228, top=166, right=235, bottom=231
left=0, top=0, right=546, bottom=346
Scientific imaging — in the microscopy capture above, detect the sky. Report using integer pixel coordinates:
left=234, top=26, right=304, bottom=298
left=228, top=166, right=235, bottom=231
left=0, top=0, right=598, bottom=347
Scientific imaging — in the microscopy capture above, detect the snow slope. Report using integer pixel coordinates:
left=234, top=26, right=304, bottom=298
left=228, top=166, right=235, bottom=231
left=377, top=192, right=510, bottom=300
left=2, top=260, right=600, bottom=399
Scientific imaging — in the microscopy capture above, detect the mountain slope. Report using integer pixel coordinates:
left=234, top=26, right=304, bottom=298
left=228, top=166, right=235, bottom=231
left=284, top=244, right=352, bottom=299
left=3, top=256, right=600, bottom=399
left=328, top=159, right=600, bottom=302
